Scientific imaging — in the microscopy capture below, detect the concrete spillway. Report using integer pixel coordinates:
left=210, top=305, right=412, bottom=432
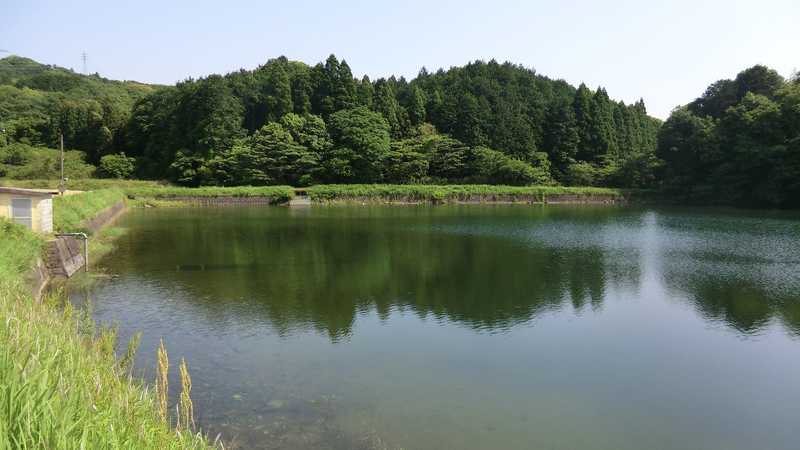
left=289, top=195, right=311, bottom=207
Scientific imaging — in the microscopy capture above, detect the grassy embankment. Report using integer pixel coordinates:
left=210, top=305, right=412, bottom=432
left=0, top=216, right=214, bottom=449
left=124, top=185, right=294, bottom=203
left=306, top=184, right=625, bottom=203
left=54, top=188, right=126, bottom=232
left=122, top=183, right=621, bottom=206
left=0, top=178, right=165, bottom=191
left=51, top=188, right=129, bottom=264
left=3, top=178, right=628, bottom=204
left=0, top=179, right=295, bottom=205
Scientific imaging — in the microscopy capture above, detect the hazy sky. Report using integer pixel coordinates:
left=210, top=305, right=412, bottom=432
left=3, top=0, right=798, bottom=119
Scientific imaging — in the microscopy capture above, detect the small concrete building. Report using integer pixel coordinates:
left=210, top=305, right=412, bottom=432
left=0, top=187, right=57, bottom=233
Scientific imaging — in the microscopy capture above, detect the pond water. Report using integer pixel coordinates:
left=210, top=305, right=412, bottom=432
left=71, top=205, right=800, bottom=450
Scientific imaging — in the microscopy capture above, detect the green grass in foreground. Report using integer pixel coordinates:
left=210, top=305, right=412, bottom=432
left=0, top=219, right=44, bottom=294
left=0, top=219, right=214, bottom=449
left=306, top=184, right=624, bottom=202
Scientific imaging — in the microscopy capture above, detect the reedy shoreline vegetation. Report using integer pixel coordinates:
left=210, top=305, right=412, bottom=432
left=2, top=179, right=625, bottom=204
left=305, top=184, right=623, bottom=203
left=114, top=183, right=624, bottom=204
left=124, top=185, right=295, bottom=202
left=0, top=210, right=215, bottom=448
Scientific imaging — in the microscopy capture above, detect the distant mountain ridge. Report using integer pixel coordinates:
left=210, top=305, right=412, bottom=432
left=0, top=55, right=155, bottom=90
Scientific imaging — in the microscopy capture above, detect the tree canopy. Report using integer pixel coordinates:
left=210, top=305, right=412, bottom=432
left=3, top=54, right=664, bottom=189
left=657, top=65, right=800, bottom=208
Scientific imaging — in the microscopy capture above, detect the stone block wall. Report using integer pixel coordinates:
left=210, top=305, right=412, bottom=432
left=46, top=236, right=85, bottom=278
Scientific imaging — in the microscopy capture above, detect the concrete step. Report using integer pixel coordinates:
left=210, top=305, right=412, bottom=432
left=289, top=195, right=311, bottom=207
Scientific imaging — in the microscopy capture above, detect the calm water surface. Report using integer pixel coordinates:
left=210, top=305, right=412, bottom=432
left=71, top=205, right=800, bottom=450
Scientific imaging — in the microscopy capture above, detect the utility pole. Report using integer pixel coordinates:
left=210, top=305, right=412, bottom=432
left=82, top=52, right=87, bottom=75
left=59, top=132, right=66, bottom=195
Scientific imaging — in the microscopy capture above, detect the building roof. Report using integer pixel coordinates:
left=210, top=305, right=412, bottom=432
left=0, top=187, right=59, bottom=197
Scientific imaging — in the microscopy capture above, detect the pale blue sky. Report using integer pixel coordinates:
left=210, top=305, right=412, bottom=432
left=3, top=0, right=798, bottom=118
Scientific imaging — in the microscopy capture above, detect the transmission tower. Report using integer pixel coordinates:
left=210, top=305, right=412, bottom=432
left=82, top=52, right=87, bottom=74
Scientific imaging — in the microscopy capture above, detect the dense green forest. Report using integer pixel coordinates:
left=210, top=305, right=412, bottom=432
left=0, top=56, right=155, bottom=157
left=1, top=54, right=798, bottom=207
left=0, top=55, right=659, bottom=188
left=656, top=65, right=800, bottom=208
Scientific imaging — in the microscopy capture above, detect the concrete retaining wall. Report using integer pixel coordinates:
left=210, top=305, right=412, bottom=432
left=45, top=236, right=85, bottom=279
left=84, top=200, right=126, bottom=233
left=29, top=199, right=127, bottom=300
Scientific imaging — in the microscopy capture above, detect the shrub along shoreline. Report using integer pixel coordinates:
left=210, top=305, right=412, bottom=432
left=0, top=201, right=214, bottom=448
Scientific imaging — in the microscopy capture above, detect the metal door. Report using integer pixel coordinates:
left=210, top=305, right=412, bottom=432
left=11, top=198, right=33, bottom=229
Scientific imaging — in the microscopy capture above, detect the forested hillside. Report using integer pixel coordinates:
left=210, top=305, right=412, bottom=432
left=657, top=65, right=800, bottom=208
left=0, top=55, right=155, bottom=162
left=3, top=55, right=796, bottom=207
left=1, top=55, right=660, bottom=188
